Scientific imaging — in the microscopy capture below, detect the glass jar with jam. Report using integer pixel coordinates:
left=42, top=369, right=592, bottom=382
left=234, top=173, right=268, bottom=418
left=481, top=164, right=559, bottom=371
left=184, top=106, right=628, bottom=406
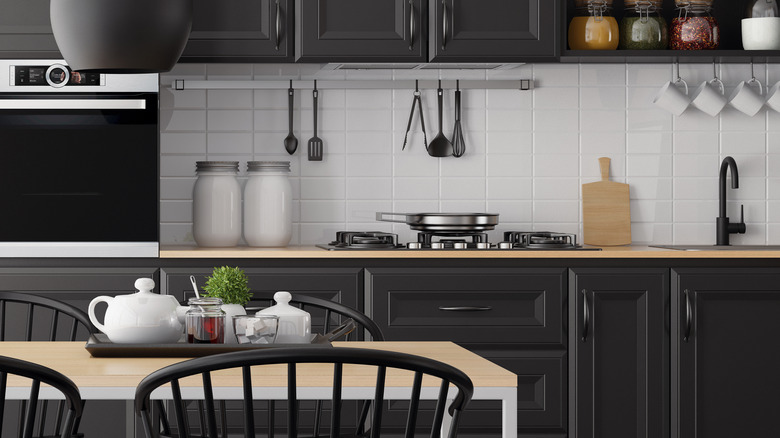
left=186, top=297, right=226, bottom=344
left=569, top=0, right=620, bottom=50
left=620, top=0, right=668, bottom=50
left=671, top=3, right=720, bottom=50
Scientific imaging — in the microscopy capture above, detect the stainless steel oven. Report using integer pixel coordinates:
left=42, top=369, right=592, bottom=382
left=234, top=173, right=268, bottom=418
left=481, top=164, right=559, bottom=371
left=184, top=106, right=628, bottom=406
left=0, top=60, right=159, bottom=257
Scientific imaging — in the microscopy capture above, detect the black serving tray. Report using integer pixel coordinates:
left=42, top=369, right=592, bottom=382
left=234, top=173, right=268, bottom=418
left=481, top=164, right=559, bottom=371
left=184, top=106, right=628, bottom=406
left=85, top=333, right=332, bottom=358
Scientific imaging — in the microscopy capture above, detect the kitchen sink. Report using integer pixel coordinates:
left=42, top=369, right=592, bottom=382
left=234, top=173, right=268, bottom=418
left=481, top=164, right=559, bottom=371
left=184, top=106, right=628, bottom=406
left=651, top=245, right=780, bottom=251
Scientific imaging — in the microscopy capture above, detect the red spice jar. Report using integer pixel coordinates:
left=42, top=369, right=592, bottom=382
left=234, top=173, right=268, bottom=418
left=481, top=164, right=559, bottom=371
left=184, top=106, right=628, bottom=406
left=670, top=4, right=720, bottom=50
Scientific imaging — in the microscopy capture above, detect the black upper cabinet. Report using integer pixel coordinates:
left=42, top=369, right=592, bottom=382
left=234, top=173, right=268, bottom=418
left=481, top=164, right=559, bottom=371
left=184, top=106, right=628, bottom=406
left=296, top=0, right=427, bottom=63
left=0, top=0, right=61, bottom=58
left=179, top=0, right=294, bottom=63
left=571, top=269, right=669, bottom=438
left=674, top=269, right=780, bottom=438
left=430, top=0, right=557, bottom=62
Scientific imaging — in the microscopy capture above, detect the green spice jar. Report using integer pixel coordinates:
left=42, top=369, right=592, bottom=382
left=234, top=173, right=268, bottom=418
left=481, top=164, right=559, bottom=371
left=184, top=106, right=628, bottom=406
left=620, top=1, right=668, bottom=50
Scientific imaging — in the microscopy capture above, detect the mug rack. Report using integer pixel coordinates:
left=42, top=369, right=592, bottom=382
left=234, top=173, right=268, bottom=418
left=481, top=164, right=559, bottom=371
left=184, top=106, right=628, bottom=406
left=172, top=79, right=534, bottom=91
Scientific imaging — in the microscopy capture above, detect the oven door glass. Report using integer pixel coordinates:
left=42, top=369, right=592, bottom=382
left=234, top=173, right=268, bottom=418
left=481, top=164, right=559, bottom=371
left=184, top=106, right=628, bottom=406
left=0, top=93, right=158, bottom=242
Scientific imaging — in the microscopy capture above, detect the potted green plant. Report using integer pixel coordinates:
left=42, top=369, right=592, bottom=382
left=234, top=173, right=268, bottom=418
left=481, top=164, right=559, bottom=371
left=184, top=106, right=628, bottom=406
left=201, top=266, right=252, bottom=343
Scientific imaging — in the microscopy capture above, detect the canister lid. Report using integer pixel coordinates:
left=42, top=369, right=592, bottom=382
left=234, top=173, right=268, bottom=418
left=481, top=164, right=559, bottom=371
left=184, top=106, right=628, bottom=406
left=625, top=0, right=663, bottom=7
left=574, top=0, right=613, bottom=7
left=195, top=161, right=240, bottom=172
left=247, top=161, right=291, bottom=172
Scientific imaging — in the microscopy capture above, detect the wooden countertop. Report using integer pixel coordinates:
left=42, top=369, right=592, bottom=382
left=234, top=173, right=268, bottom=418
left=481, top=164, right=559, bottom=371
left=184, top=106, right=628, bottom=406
left=160, top=245, right=780, bottom=259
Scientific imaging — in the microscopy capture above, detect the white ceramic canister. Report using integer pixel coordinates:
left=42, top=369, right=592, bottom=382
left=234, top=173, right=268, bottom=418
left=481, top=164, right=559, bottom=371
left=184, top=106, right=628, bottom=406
left=256, top=291, right=311, bottom=338
left=192, top=161, right=242, bottom=247
left=243, top=161, right=292, bottom=247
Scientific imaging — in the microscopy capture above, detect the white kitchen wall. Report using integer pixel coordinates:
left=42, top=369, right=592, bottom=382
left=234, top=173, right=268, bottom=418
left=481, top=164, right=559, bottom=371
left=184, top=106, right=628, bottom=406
left=159, top=62, right=780, bottom=247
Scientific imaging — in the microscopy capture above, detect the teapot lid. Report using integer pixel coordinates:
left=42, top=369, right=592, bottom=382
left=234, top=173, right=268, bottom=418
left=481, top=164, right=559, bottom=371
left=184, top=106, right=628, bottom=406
left=256, top=291, right=310, bottom=317
left=135, top=277, right=155, bottom=293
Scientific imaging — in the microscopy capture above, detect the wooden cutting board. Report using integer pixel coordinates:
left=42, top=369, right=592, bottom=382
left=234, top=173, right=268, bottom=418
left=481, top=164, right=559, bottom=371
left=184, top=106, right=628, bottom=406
left=582, top=157, right=631, bottom=246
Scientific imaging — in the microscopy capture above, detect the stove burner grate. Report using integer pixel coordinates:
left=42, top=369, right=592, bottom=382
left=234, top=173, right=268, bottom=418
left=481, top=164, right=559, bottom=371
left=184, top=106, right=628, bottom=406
left=503, top=231, right=580, bottom=249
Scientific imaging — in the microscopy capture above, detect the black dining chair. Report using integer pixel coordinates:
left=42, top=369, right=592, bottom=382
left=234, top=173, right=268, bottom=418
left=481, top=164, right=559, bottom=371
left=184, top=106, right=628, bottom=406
left=0, top=355, right=84, bottom=438
left=0, top=291, right=96, bottom=438
left=167, top=293, right=386, bottom=438
left=136, top=347, right=474, bottom=438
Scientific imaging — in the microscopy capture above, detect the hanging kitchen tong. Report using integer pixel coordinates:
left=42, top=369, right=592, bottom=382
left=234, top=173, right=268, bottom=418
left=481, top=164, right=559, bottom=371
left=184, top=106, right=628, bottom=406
left=402, top=80, right=428, bottom=150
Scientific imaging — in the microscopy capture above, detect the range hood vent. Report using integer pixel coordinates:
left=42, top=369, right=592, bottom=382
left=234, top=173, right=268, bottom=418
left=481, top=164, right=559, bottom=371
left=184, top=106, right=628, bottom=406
left=322, top=63, right=525, bottom=71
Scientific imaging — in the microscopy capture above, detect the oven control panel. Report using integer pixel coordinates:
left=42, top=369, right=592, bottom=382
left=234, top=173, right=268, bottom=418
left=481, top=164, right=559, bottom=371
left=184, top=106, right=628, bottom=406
left=13, top=65, right=101, bottom=88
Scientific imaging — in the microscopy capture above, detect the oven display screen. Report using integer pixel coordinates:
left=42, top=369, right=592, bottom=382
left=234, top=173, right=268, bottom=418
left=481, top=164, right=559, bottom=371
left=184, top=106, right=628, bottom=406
left=14, top=66, right=100, bottom=86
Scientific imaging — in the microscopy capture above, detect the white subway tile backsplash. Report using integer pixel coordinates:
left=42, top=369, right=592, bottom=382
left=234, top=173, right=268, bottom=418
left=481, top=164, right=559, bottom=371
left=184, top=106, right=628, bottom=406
left=300, top=178, right=345, bottom=200
left=207, top=110, right=253, bottom=131
left=159, top=63, right=780, bottom=246
left=441, top=178, right=486, bottom=200
left=162, top=133, right=207, bottom=154
left=580, top=87, right=625, bottom=110
left=207, top=132, right=252, bottom=155
left=580, top=64, right=625, bottom=87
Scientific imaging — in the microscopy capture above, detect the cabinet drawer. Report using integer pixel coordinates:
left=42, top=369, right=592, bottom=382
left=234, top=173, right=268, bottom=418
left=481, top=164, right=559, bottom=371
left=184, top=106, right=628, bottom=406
left=368, top=268, right=565, bottom=345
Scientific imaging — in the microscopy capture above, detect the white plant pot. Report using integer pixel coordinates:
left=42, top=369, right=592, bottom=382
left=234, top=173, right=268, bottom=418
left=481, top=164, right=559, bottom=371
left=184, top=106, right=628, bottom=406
left=221, top=304, right=247, bottom=344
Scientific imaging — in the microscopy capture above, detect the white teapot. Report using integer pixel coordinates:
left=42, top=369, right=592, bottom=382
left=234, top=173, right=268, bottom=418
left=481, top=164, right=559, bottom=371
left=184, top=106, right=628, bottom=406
left=88, top=278, right=185, bottom=344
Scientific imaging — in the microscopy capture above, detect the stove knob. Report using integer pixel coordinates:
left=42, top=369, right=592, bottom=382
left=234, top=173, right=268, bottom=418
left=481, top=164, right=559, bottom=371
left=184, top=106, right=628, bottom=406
left=407, top=242, right=422, bottom=249
left=476, top=242, right=491, bottom=249
left=431, top=242, right=445, bottom=249
left=454, top=242, right=468, bottom=249
left=498, top=242, right=513, bottom=249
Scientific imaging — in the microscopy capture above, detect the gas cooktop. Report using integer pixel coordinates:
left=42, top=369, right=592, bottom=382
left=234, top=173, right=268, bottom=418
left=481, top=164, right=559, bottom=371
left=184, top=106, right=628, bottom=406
left=316, top=231, right=601, bottom=251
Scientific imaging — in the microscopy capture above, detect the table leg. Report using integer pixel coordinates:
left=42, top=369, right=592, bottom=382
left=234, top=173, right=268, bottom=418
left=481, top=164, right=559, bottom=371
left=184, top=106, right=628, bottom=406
left=502, top=388, right=517, bottom=438
left=441, top=398, right=454, bottom=436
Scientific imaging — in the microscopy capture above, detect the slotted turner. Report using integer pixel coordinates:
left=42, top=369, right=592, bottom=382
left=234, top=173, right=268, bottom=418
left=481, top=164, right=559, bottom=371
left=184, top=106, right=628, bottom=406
left=308, top=81, right=323, bottom=161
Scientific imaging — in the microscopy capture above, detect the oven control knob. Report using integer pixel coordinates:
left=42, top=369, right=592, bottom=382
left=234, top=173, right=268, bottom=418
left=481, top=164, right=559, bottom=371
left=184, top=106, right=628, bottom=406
left=431, top=242, right=445, bottom=249
left=476, top=242, right=491, bottom=249
left=406, top=242, right=422, bottom=249
left=498, top=242, right=513, bottom=249
left=46, top=64, right=70, bottom=88
left=453, top=242, right=468, bottom=249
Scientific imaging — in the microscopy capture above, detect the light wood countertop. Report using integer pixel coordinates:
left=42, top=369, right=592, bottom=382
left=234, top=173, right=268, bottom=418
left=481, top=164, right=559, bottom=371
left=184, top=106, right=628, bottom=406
left=2, top=341, right=516, bottom=390
left=160, top=245, right=780, bottom=259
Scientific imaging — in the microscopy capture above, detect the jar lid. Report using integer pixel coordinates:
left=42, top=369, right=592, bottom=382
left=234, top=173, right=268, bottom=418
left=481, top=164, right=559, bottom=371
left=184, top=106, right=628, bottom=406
left=625, top=0, right=662, bottom=7
left=188, top=297, right=224, bottom=306
left=575, top=0, right=613, bottom=6
left=247, top=161, right=291, bottom=172
left=196, top=161, right=239, bottom=172
left=675, top=0, right=713, bottom=7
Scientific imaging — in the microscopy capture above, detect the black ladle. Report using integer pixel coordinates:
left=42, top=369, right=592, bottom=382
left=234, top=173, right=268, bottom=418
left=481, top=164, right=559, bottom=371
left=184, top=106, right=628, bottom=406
left=284, top=80, right=298, bottom=155
left=427, top=80, right=453, bottom=157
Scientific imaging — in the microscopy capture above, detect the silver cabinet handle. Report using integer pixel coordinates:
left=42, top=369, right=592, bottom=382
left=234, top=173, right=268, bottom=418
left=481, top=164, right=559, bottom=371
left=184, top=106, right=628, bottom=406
left=275, top=0, right=281, bottom=51
left=441, top=0, right=448, bottom=50
left=684, top=289, right=692, bottom=342
left=582, top=289, right=590, bottom=342
left=438, top=306, right=492, bottom=311
left=408, top=0, right=415, bottom=51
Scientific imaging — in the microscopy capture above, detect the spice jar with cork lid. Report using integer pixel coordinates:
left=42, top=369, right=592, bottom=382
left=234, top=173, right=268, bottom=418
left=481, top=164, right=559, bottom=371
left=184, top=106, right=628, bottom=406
left=569, top=0, right=620, bottom=50
left=620, top=0, right=668, bottom=50
left=671, top=1, right=720, bottom=50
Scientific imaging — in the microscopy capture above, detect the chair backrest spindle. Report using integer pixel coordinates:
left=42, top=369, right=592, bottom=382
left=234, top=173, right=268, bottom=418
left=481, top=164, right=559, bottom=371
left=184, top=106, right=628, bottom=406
left=241, top=365, right=255, bottom=438
left=24, top=303, right=33, bottom=341
left=287, top=363, right=297, bottom=438
left=405, top=372, right=423, bottom=438
left=201, top=372, right=218, bottom=438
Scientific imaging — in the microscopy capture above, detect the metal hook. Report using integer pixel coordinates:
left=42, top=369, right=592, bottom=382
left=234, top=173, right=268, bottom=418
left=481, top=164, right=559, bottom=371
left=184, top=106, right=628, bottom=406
left=751, top=60, right=756, bottom=81
left=674, top=60, right=681, bottom=82
left=456, top=79, right=460, bottom=91
left=415, top=80, right=419, bottom=92
left=712, top=61, right=718, bottom=80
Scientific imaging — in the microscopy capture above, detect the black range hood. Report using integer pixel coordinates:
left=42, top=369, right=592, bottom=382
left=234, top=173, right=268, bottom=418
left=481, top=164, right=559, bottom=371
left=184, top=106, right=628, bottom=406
left=50, top=0, right=192, bottom=73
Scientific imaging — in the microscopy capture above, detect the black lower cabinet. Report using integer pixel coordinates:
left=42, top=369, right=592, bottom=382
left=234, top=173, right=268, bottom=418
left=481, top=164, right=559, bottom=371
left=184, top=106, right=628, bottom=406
left=674, top=269, right=780, bottom=438
left=367, top=267, right=567, bottom=437
left=571, top=269, right=669, bottom=438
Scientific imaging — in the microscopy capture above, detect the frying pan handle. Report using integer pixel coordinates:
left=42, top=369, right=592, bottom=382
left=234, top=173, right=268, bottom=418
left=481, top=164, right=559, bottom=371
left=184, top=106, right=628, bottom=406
left=376, top=212, right=409, bottom=223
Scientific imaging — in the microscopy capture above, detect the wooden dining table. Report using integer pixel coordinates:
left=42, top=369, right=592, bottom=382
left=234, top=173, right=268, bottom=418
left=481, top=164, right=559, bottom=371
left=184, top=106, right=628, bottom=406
left=1, top=341, right=518, bottom=438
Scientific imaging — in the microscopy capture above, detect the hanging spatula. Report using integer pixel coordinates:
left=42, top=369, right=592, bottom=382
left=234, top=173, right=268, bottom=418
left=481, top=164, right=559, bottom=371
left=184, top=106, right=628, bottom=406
left=307, top=80, right=323, bottom=161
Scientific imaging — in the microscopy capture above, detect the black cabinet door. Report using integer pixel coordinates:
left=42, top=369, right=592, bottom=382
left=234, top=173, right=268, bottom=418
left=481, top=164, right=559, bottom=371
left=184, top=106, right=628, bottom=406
left=0, top=0, right=61, bottom=58
left=571, top=269, right=669, bottom=438
left=180, top=0, right=294, bottom=62
left=674, top=269, right=780, bottom=438
left=367, top=267, right=567, bottom=436
left=429, top=0, right=557, bottom=62
left=296, top=0, right=427, bottom=62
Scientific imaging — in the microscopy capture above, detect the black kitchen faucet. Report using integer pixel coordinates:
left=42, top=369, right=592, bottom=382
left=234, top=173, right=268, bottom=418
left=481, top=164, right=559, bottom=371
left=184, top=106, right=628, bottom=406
left=716, top=156, right=746, bottom=246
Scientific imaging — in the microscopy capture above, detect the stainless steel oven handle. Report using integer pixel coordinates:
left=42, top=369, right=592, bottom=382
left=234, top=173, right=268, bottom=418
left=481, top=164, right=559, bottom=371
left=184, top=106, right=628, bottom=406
left=0, top=99, right=146, bottom=110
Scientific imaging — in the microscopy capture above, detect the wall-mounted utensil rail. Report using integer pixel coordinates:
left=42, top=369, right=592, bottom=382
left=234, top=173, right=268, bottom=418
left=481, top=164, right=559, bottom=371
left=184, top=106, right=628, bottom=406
left=172, top=79, right=533, bottom=91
